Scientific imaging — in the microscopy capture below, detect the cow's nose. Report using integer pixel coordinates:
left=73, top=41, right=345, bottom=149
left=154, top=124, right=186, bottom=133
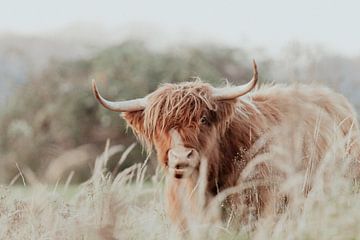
left=169, top=148, right=197, bottom=161
left=168, top=147, right=200, bottom=178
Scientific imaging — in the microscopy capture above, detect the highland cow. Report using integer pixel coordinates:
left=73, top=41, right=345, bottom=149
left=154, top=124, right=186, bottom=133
left=92, top=61, right=360, bottom=228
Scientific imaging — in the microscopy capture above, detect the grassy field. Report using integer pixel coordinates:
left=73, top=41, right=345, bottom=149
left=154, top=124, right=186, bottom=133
left=1, top=136, right=360, bottom=240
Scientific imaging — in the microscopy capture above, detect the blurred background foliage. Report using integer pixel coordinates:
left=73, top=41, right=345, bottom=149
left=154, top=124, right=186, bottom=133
left=0, top=39, right=359, bottom=184
left=0, top=40, right=257, bottom=184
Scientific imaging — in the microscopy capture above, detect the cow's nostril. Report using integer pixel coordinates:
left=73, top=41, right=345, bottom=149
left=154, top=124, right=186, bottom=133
left=186, top=150, right=193, bottom=159
left=175, top=163, right=189, bottom=169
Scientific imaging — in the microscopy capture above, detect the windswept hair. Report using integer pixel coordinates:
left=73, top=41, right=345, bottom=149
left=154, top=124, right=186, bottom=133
left=143, top=81, right=216, bottom=138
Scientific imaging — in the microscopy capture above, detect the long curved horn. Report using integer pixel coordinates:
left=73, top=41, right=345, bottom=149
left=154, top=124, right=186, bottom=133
left=92, top=79, right=147, bottom=112
left=212, top=60, right=258, bottom=100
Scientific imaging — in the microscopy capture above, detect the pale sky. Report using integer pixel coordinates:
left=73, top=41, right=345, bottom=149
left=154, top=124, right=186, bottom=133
left=1, top=0, right=360, bottom=56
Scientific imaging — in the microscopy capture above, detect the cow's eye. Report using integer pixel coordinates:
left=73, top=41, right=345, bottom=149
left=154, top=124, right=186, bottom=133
left=200, top=116, right=208, bottom=125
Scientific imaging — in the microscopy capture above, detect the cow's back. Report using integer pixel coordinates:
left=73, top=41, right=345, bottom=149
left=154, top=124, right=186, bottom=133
left=250, top=84, right=360, bottom=180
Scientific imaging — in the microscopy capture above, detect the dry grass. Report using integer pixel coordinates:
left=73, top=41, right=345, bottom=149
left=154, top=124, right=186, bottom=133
left=1, top=127, right=360, bottom=240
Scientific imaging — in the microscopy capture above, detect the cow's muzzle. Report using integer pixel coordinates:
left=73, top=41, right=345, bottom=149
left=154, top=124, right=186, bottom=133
left=168, top=147, right=200, bottom=179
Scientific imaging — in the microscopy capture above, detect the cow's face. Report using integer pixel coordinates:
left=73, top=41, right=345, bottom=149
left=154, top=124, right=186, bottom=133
left=92, top=61, right=258, bottom=179
left=123, top=82, right=236, bottom=178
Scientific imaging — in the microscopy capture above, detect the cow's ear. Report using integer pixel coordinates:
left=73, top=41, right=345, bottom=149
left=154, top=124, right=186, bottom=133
left=122, top=111, right=145, bottom=135
left=215, top=100, right=236, bottom=122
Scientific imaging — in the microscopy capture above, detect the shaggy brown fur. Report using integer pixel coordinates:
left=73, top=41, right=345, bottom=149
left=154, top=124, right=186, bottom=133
left=122, top=81, right=360, bottom=227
